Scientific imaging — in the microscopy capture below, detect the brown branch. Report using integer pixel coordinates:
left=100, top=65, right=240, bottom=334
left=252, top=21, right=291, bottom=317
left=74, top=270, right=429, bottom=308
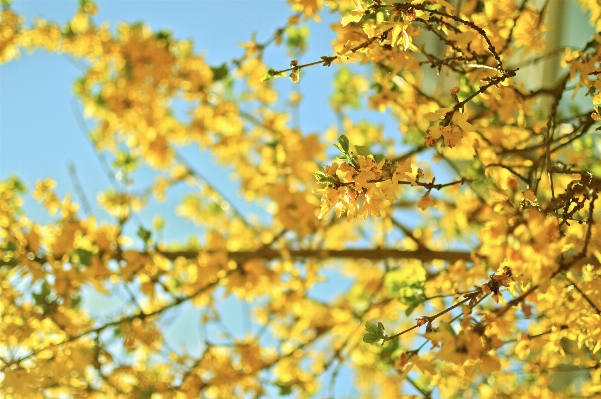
left=502, top=325, right=569, bottom=345
left=231, top=12, right=302, bottom=68
left=442, top=71, right=516, bottom=126
left=335, top=177, right=472, bottom=191
left=495, top=283, right=539, bottom=318
left=562, top=274, right=601, bottom=315
left=158, top=247, right=472, bottom=264
left=399, top=3, right=504, bottom=68
left=390, top=217, right=427, bottom=250
left=0, top=248, right=472, bottom=271
left=384, top=292, right=479, bottom=341
left=68, top=162, right=93, bottom=217
left=390, top=145, right=428, bottom=164
left=551, top=116, right=596, bottom=154
left=174, top=151, right=259, bottom=235
left=582, top=197, right=598, bottom=255
left=494, top=255, right=601, bottom=318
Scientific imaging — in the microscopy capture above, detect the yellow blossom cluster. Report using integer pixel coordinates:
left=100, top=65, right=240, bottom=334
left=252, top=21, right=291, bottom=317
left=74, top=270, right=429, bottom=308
left=315, top=151, right=419, bottom=220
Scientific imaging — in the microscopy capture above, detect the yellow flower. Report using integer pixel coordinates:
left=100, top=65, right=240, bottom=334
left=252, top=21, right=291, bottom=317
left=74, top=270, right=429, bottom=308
left=317, top=188, right=341, bottom=220
left=353, top=170, right=376, bottom=189
left=417, top=194, right=436, bottom=211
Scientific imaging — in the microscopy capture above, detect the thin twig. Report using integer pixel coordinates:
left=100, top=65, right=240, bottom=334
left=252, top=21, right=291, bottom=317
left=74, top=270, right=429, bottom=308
left=385, top=292, right=478, bottom=341
left=561, top=274, right=601, bottom=315
left=67, top=162, right=93, bottom=217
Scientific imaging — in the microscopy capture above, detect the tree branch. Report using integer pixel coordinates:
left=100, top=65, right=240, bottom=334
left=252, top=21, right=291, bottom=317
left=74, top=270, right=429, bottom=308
left=157, top=247, right=472, bottom=263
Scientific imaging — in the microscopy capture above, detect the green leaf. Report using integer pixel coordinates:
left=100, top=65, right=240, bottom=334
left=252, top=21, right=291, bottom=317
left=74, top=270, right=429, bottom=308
left=207, top=202, right=225, bottom=215
left=154, top=29, right=172, bottom=42
left=33, top=281, right=51, bottom=306
left=363, top=333, right=382, bottom=344
left=210, top=62, right=229, bottom=81
left=261, top=68, right=275, bottom=82
left=393, top=265, right=427, bottom=308
left=365, top=321, right=379, bottom=335
left=260, top=68, right=286, bottom=82
left=405, top=302, right=420, bottom=316
left=133, top=387, right=154, bottom=399
left=275, top=383, right=293, bottom=396
left=70, top=294, right=82, bottom=309
left=137, top=225, right=152, bottom=244
left=379, top=336, right=399, bottom=359
left=314, top=171, right=326, bottom=182
left=3, top=240, right=17, bottom=252
left=7, top=175, right=27, bottom=194
left=314, top=171, right=333, bottom=184
left=363, top=321, right=386, bottom=344
left=355, top=145, right=370, bottom=156
left=338, top=135, right=350, bottom=153
left=75, top=248, right=94, bottom=267
left=113, top=151, right=137, bottom=174
left=374, top=153, right=386, bottom=163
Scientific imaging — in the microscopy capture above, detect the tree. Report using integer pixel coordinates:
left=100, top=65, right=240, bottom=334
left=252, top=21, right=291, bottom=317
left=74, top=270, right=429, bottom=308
left=1, top=0, right=600, bottom=397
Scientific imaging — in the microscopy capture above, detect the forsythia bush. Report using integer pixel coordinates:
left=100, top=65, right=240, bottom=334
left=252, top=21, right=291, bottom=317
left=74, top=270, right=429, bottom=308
left=1, top=0, right=601, bottom=397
